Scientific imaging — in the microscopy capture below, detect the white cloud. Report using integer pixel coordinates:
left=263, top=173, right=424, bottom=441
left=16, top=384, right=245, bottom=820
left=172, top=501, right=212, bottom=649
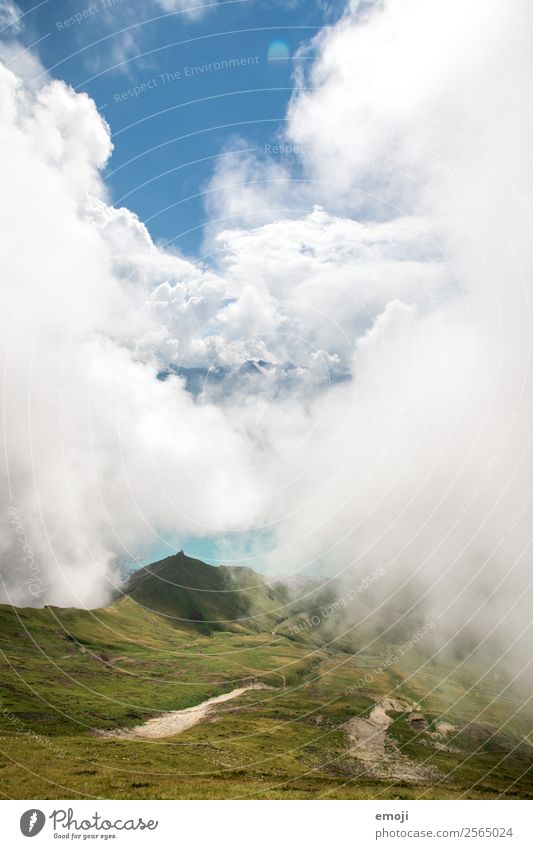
left=154, top=0, right=216, bottom=13
left=0, top=65, right=263, bottom=607
left=254, top=0, right=533, bottom=667
left=0, top=1, right=22, bottom=34
left=1, top=53, right=453, bottom=607
left=194, top=0, right=533, bottom=672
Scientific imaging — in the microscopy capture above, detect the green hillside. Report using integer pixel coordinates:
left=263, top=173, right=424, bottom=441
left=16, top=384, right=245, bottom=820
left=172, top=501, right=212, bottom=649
left=120, top=550, right=295, bottom=632
left=0, top=554, right=531, bottom=800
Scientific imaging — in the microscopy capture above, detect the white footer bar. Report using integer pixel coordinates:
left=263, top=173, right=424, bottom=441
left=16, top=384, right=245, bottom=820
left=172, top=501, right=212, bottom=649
left=2, top=799, right=532, bottom=848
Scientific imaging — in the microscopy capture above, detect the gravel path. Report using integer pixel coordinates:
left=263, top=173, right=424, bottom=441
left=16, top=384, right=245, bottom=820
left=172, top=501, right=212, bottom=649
left=100, top=684, right=269, bottom=740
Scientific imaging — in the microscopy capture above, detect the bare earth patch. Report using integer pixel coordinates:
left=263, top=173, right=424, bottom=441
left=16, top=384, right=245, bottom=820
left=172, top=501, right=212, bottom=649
left=346, top=698, right=443, bottom=782
left=98, top=684, right=270, bottom=740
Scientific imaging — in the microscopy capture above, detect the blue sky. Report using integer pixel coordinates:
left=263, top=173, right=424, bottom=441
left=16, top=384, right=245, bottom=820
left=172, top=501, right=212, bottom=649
left=13, top=0, right=341, bottom=256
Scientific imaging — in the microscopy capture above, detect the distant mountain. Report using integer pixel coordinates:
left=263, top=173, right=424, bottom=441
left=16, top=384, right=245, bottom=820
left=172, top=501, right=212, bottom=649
left=156, top=359, right=351, bottom=398
left=120, top=550, right=309, bottom=633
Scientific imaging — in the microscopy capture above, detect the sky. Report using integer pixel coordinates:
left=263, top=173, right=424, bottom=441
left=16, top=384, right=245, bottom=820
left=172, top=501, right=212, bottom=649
left=7, top=0, right=341, bottom=254
left=2, top=0, right=533, bottom=676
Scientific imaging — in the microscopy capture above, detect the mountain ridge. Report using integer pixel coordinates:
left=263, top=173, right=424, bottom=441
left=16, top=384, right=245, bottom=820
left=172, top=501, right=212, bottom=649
left=119, top=549, right=327, bottom=633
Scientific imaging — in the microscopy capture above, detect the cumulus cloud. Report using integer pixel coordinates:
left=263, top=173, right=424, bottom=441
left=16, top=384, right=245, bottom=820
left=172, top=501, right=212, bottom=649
left=0, top=52, right=452, bottom=607
left=250, top=0, right=533, bottom=671
left=0, top=63, right=264, bottom=607
left=195, top=0, right=533, bottom=677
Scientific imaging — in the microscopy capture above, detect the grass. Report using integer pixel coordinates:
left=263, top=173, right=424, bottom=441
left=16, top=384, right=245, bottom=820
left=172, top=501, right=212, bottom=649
left=0, top=556, right=532, bottom=800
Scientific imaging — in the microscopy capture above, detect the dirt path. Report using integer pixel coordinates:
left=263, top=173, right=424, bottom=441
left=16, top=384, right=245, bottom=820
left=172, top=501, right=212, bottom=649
left=99, top=684, right=269, bottom=740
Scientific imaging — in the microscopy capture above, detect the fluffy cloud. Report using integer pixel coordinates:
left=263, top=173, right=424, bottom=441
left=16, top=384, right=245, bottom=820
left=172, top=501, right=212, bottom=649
left=257, top=0, right=533, bottom=669
left=1, top=51, right=451, bottom=607
left=197, top=0, right=533, bottom=674
left=0, top=64, right=263, bottom=606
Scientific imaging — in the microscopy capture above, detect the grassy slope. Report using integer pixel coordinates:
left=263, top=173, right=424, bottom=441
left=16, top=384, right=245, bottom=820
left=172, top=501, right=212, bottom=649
left=120, top=551, right=295, bottom=632
left=0, top=556, right=531, bottom=800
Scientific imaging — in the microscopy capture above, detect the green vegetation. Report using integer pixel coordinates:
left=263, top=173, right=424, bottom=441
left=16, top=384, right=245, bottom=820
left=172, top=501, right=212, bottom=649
left=121, top=551, right=296, bottom=632
left=0, top=553, right=531, bottom=799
